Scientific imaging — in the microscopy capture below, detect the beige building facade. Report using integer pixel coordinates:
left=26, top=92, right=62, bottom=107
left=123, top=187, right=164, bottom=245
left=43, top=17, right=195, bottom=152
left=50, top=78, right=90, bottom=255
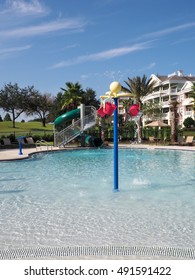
left=142, top=70, right=195, bottom=127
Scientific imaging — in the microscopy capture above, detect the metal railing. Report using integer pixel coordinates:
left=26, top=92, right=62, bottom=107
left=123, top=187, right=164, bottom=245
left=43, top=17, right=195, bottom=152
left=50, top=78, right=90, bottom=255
left=35, top=140, right=53, bottom=151
left=54, top=106, right=96, bottom=147
left=55, top=119, right=81, bottom=147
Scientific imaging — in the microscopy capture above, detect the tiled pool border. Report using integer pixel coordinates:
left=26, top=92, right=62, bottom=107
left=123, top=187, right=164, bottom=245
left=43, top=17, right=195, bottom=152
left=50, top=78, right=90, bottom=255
left=0, top=246, right=194, bottom=260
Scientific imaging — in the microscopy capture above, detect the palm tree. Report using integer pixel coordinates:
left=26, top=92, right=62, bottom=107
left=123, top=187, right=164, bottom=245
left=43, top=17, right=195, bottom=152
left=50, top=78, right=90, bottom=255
left=142, top=101, right=162, bottom=120
left=61, top=82, right=83, bottom=111
left=81, top=87, right=100, bottom=108
left=123, top=75, right=154, bottom=103
left=122, top=75, right=154, bottom=140
left=169, top=99, right=179, bottom=143
left=121, top=98, right=133, bottom=125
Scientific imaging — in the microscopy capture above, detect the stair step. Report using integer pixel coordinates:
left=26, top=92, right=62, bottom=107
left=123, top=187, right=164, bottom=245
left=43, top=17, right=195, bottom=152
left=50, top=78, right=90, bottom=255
left=55, top=108, right=96, bottom=147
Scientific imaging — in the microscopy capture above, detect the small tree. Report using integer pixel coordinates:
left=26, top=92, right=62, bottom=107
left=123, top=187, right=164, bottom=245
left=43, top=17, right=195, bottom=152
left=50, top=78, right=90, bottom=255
left=26, top=88, right=54, bottom=127
left=4, top=113, right=11, bottom=121
left=0, top=83, right=29, bottom=128
left=183, top=117, right=195, bottom=128
left=0, top=115, right=3, bottom=122
left=142, top=101, right=162, bottom=120
left=48, top=92, right=64, bottom=121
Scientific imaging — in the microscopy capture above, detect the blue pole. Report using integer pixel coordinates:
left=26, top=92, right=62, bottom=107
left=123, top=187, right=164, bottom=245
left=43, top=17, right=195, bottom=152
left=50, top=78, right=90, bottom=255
left=19, top=141, right=23, bottom=155
left=113, top=97, right=119, bottom=191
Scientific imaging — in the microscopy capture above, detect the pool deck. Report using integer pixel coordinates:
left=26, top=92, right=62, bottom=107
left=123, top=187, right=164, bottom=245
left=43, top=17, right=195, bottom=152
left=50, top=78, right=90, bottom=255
left=0, top=143, right=195, bottom=161
left=0, top=146, right=59, bottom=161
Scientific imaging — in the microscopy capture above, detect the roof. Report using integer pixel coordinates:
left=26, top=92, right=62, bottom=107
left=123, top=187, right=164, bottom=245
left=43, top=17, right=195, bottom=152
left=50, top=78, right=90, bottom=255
left=156, top=75, right=195, bottom=83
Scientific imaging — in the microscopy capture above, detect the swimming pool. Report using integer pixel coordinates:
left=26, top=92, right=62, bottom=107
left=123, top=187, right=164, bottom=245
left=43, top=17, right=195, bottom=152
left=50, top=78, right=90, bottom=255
left=0, top=148, right=195, bottom=258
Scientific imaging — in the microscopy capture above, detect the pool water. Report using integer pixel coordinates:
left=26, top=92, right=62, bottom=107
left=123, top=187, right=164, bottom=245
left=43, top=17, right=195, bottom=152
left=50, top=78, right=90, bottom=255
left=0, top=148, right=195, bottom=250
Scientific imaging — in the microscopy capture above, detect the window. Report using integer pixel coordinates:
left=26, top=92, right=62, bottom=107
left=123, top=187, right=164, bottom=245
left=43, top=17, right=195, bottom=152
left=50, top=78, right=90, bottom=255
left=163, top=108, right=169, bottom=113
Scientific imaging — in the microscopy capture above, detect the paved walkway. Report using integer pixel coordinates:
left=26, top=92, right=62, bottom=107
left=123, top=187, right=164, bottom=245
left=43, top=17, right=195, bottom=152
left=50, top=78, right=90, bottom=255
left=0, top=144, right=194, bottom=161
left=0, top=146, right=59, bottom=161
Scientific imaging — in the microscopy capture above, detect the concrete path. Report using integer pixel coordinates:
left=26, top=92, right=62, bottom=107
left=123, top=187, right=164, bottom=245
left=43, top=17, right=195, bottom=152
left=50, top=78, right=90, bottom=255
left=0, top=146, right=59, bottom=161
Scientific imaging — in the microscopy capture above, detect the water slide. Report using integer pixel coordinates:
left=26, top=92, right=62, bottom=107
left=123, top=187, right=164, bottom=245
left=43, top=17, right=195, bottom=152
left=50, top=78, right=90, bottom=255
left=54, top=106, right=102, bottom=147
left=54, top=108, right=80, bottom=127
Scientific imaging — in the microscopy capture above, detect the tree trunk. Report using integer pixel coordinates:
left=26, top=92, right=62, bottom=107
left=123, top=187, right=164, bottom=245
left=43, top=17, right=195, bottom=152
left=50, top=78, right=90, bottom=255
left=171, top=111, right=177, bottom=143
left=42, top=117, right=46, bottom=127
left=12, top=109, right=15, bottom=128
left=138, top=117, right=142, bottom=143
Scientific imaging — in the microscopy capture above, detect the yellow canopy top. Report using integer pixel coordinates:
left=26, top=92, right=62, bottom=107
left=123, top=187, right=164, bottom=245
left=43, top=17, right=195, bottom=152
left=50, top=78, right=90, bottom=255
left=100, top=91, right=135, bottom=100
left=100, top=81, right=135, bottom=100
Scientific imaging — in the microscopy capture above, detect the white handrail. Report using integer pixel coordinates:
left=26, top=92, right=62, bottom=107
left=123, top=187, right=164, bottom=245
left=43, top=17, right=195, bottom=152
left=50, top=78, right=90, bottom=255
left=54, top=106, right=96, bottom=147
left=35, top=140, right=53, bottom=151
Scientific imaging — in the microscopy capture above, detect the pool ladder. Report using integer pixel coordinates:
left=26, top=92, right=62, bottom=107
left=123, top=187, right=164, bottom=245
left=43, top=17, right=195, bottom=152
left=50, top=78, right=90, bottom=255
left=35, top=140, right=53, bottom=151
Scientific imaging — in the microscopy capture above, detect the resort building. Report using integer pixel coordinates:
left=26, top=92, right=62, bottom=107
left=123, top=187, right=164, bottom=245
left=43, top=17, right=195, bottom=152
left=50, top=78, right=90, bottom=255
left=142, top=70, right=195, bottom=127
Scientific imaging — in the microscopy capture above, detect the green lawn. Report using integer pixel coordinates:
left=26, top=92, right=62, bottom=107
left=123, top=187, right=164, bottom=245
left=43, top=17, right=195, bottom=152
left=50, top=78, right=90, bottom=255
left=182, top=130, right=195, bottom=136
left=0, top=121, right=53, bottom=138
left=1, top=121, right=194, bottom=140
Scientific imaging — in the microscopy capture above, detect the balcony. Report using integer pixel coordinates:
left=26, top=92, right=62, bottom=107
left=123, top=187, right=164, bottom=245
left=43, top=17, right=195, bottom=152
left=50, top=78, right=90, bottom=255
left=170, top=88, right=178, bottom=93
left=162, top=113, right=169, bottom=119
left=184, top=111, right=193, bottom=117
left=161, top=101, right=169, bottom=107
left=160, top=89, right=169, bottom=95
left=143, top=94, right=158, bottom=102
left=182, top=98, right=193, bottom=106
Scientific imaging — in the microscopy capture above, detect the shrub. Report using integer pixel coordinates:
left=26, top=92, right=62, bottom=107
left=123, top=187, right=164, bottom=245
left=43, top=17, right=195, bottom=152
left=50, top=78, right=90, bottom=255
left=183, top=117, right=195, bottom=128
left=43, top=133, right=54, bottom=142
left=32, top=135, right=42, bottom=142
left=9, top=134, right=16, bottom=143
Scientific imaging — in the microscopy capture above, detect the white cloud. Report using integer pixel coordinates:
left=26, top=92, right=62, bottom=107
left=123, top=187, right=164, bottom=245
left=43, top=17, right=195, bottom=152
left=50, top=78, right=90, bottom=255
left=0, top=18, right=86, bottom=39
left=80, top=74, right=89, bottom=80
left=0, top=45, right=31, bottom=59
left=142, top=22, right=195, bottom=39
left=64, top=44, right=80, bottom=50
left=171, top=36, right=195, bottom=45
left=51, top=42, right=152, bottom=68
left=139, top=62, right=156, bottom=72
left=1, top=0, right=48, bottom=16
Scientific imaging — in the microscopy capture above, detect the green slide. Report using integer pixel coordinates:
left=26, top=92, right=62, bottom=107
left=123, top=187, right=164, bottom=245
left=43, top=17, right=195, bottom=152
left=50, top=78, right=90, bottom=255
left=54, top=108, right=80, bottom=127
left=54, top=108, right=103, bottom=147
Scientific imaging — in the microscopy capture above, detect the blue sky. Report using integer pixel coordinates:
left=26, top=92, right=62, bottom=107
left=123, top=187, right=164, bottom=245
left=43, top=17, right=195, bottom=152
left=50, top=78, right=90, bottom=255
left=1, top=0, right=195, bottom=119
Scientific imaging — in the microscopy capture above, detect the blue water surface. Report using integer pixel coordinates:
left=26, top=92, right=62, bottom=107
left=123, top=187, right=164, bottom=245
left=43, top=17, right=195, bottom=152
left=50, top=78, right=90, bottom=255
left=0, top=148, right=194, bottom=249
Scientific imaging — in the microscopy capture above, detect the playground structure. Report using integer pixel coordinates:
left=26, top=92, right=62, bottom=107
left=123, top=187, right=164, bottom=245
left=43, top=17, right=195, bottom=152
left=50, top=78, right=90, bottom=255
left=98, top=83, right=142, bottom=142
left=53, top=81, right=142, bottom=191
left=99, top=81, right=139, bottom=191
left=54, top=105, right=98, bottom=147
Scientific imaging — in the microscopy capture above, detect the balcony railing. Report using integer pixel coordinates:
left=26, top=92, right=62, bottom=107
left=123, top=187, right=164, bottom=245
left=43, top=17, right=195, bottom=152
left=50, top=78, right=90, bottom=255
left=162, top=113, right=169, bottom=119
left=161, top=101, right=169, bottom=107
left=170, top=88, right=178, bottom=93
left=182, top=98, right=193, bottom=106
left=184, top=111, right=193, bottom=117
